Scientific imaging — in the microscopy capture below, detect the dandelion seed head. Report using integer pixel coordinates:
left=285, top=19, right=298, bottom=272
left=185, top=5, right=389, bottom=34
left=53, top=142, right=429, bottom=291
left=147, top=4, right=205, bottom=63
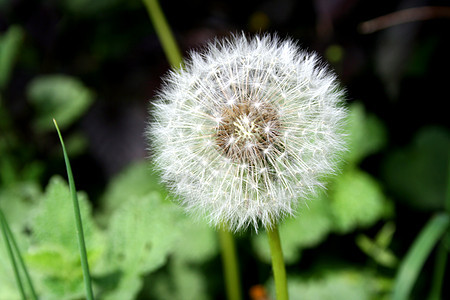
left=149, top=33, right=347, bottom=231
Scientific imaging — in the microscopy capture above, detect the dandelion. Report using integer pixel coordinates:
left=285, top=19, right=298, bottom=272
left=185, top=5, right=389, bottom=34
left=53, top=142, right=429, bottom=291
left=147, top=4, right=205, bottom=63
left=149, top=34, right=347, bottom=232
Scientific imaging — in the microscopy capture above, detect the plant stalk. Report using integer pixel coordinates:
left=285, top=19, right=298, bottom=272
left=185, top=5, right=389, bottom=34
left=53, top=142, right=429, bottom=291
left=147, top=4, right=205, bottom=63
left=267, top=224, right=288, bottom=300
left=142, top=0, right=183, bottom=68
left=219, top=228, right=242, bottom=300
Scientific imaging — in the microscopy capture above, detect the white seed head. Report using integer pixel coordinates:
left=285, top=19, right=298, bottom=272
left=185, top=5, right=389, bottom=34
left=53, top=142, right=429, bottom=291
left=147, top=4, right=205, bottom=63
left=149, top=34, right=347, bottom=232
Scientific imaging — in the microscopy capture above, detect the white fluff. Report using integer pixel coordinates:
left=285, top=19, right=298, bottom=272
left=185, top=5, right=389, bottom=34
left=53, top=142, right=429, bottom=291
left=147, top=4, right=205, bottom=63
left=149, top=34, right=347, bottom=232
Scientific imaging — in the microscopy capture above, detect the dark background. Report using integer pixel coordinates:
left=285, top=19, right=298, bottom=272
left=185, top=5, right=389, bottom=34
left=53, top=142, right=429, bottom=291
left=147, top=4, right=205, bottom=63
left=1, top=0, right=449, bottom=298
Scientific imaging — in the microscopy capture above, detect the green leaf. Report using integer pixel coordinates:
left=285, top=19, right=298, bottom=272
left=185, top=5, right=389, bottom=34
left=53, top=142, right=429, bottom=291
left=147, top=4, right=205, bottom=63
left=0, top=183, right=41, bottom=232
left=99, top=161, right=169, bottom=223
left=27, top=75, right=94, bottom=132
left=345, top=102, right=387, bottom=165
left=329, top=168, right=392, bottom=233
left=272, top=269, right=390, bottom=300
left=29, top=175, right=104, bottom=298
left=356, top=222, right=398, bottom=268
left=150, top=258, right=211, bottom=300
left=392, top=213, right=450, bottom=300
left=252, top=194, right=332, bottom=264
left=0, top=25, right=24, bottom=90
left=101, top=192, right=182, bottom=275
left=382, top=127, right=450, bottom=210
left=172, top=218, right=218, bottom=263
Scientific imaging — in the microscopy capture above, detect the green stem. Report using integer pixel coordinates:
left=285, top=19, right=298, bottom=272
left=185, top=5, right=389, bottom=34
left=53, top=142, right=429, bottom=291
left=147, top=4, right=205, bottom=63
left=218, top=228, right=242, bottom=300
left=0, top=208, right=38, bottom=300
left=427, top=240, right=448, bottom=300
left=142, top=0, right=183, bottom=68
left=267, top=225, right=288, bottom=300
left=0, top=210, right=26, bottom=300
left=54, top=119, right=94, bottom=300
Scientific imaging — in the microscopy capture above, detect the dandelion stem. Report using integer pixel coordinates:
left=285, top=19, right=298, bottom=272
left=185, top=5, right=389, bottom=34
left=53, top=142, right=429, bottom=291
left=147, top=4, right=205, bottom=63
left=0, top=209, right=26, bottom=300
left=142, top=0, right=183, bottom=68
left=219, top=228, right=242, bottom=300
left=267, top=225, right=288, bottom=300
left=54, top=119, right=95, bottom=300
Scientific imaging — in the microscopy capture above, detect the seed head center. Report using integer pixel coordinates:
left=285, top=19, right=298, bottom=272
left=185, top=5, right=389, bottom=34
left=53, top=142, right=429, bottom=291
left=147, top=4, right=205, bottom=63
left=214, top=101, right=281, bottom=164
left=234, top=115, right=258, bottom=142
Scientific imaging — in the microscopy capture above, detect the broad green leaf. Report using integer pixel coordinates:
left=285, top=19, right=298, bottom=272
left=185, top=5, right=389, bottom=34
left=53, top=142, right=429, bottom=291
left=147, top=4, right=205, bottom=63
left=101, top=273, right=143, bottom=300
left=172, top=218, right=218, bottom=263
left=0, top=183, right=41, bottom=232
left=270, top=269, right=390, bottom=300
left=252, top=194, right=332, bottom=264
left=101, top=192, right=182, bottom=275
left=28, top=176, right=104, bottom=298
left=150, top=258, right=210, bottom=300
left=0, top=25, right=24, bottom=89
left=27, top=75, right=94, bottom=132
left=382, top=127, right=450, bottom=210
left=345, top=102, right=387, bottom=165
left=329, top=168, right=392, bottom=233
left=99, top=161, right=169, bottom=223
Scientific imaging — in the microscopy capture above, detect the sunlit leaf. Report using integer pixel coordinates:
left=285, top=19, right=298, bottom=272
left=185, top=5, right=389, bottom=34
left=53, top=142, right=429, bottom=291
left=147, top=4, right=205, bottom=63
left=329, top=168, right=392, bottom=233
left=269, top=269, right=391, bottom=300
left=345, top=102, right=387, bottom=165
left=27, top=75, right=94, bottom=132
left=28, top=176, right=104, bottom=298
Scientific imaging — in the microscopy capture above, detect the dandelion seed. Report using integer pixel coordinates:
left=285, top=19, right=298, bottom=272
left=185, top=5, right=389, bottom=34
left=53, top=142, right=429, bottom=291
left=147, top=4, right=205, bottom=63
left=149, top=33, right=347, bottom=232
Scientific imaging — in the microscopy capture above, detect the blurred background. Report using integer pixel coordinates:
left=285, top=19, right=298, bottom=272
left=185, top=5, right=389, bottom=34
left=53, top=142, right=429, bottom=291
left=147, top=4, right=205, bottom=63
left=1, top=0, right=449, bottom=299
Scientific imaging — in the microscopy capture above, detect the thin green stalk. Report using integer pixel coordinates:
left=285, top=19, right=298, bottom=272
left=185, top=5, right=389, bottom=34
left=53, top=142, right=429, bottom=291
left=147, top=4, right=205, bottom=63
left=142, top=0, right=183, bottom=68
left=427, top=240, right=448, bottom=300
left=0, top=208, right=37, bottom=300
left=0, top=210, right=26, bottom=300
left=392, top=213, right=450, bottom=300
left=219, top=228, right=242, bottom=300
left=54, top=119, right=94, bottom=300
left=267, top=225, right=288, bottom=300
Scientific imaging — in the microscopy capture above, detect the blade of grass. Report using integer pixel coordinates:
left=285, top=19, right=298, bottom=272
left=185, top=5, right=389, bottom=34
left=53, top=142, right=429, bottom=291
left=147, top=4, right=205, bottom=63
left=392, top=213, right=450, bottom=300
left=0, top=208, right=37, bottom=299
left=0, top=209, right=26, bottom=300
left=427, top=239, right=448, bottom=300
left=53, top=118, right=94, bottom=300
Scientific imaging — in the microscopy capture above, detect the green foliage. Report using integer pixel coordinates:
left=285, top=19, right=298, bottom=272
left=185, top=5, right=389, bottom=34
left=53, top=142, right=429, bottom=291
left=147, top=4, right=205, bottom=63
left=96, top=161, right=218, bottom=300
left=329, top=168, right=391, bottom=233
left=345, top=102, right=387, bottom=166
left=0, top=25, right=24, bottom=90
left=272, top=269, right=391, bottom=300
left=253, top=194, right=331, bottom=264
left=27, top=75, right=94, bottom=132
left=27, top=176, right=104, bottom=299
left=392, top=214, right=450, bottom=300
left=356, top=222, right=398, bottom=268
left=99, top=161, right=169, bottom=221
left=382, top=127, right=450, bottom=210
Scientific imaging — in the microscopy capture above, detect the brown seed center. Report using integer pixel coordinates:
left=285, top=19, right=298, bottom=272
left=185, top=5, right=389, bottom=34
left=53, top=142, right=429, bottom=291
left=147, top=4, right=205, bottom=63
left=215, top=101, right=281, bottom=164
